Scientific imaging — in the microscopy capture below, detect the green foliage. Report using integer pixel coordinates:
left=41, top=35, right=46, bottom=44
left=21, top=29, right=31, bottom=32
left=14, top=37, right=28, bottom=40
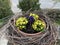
left=18, top=0, right=40, bottom=12
left=0, top=0, right=13, bottom=19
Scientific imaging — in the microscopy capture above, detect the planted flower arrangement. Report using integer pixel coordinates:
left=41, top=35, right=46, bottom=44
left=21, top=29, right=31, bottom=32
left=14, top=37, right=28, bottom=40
left=8, top=11, right=57, bottom=45
left=15, top=13, right=46, bottom=34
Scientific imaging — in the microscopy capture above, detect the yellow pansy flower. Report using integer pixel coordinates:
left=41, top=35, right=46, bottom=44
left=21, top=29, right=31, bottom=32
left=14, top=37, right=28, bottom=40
left=30, top=13, right=39, bottom=20
left=40, top=21, right=46, bottom=27
left=16, top=17, right=28, bottom=30
left=32, top=20, right=45, bottom=32
left=23, top=22, right=26, bottom=24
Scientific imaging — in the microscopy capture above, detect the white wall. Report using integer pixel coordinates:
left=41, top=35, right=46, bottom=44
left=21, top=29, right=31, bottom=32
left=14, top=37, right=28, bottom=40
left=10, top=0, right=21, bottom=13
left=40, top=0, right=60, bottom=9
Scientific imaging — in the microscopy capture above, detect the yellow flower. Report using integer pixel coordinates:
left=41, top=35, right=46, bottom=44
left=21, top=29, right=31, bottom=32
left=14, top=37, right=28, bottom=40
left=42, top=22, right=46, bottom=27
left=19, top=26, right=26, bottom=29
left=35, top=22, right=38, bottom=25
left=32, top=14, right=35, bottom=16
left=35, top=15, right=39, bottom=18
left=32, top=24, right=37, bottom=30
left=22, top=26, right=25, bottom=28
left=23, top=22, right=26, bottom=24
left=15, top=17, right=28, bottom=29
left=16, top=23, right=19, bottom=26
left=25, top=21, right=28, bottom=23
left=41, top=27, right=43, bottom=29
left=30, top=13, right=33, bottom=16
left=30, top=13, right=39, bottom=20
left=34, top=15, right=39, bottom=19
left=19, top=22, right=22, bottom=25
left=19, top=26, right=22, bottom=28
left=39, top=23, right=41, bottom=25
left=32, top=20, right=45, bottom=32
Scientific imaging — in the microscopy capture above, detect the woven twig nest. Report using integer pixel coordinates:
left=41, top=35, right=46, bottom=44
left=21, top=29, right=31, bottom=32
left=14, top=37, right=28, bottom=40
left=7, top=11, right=57, bottom=45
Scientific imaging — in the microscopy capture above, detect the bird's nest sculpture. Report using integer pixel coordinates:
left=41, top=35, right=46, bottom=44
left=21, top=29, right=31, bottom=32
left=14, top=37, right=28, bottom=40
left=7, top=11, right=57, bottom=45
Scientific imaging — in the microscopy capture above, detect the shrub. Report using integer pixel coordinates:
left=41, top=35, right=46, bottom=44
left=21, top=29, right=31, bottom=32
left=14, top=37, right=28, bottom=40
left=18, top=0, right=40, bottom=12
left=0, top=0, right=13, bottom=19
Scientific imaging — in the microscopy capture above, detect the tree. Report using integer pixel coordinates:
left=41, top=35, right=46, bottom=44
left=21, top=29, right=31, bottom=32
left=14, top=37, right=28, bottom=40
left=0, top=0, right=13, bottom=19
left=18, top=0, right=40, bottom=12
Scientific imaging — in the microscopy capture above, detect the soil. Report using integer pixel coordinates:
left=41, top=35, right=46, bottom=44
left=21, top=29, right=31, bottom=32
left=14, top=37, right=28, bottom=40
left=21, top=28, right=39, bottom=34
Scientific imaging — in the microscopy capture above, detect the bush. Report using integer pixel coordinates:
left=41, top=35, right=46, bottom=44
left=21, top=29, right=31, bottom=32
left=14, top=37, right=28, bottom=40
left=18, top=0, right=40, bottom=12
left=0, top=0, right=13, bottom=19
